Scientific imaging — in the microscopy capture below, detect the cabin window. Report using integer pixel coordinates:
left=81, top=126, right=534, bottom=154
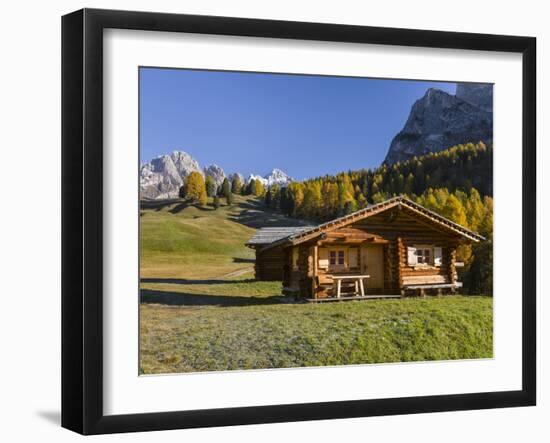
left=329, top=249, right=346, bottom=269
left=407, top=245, right=442, bottom=267
left=416, top=248, right=431, bottom=264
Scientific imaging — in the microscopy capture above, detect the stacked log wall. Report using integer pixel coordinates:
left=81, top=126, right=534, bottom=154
left=254, top=246, right=286, bottom=281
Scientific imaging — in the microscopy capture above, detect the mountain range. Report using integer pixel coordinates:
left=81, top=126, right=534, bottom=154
left=140, top=151, right=292, bottom=200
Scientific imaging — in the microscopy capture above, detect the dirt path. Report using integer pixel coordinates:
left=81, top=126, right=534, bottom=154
left=220, top=267, right=254, bottom=279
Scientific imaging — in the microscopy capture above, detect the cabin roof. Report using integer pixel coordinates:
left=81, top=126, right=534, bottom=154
left=247, top=196, right=485, bottom=251
left=245, top=226, right=315, bottom=246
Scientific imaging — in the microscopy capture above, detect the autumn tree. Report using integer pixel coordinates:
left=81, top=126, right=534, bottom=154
left=184, top=172, right=207, bottom=206
left=442, top=194, right=468, bottom=228
left=321, top=181, right=339, bottom=219
left=253, top=179, right=265, bottom=197
left=301, top=182, right=322, bottom=219
left=231, top=176, right=242, bottom=195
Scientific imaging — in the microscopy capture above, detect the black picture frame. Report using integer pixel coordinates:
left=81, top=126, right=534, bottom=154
left=62, top=8, right=536, bottom=435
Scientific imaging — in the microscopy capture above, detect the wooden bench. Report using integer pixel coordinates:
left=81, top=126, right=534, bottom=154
left=314, top=274, right=334, bottom=298
left=402, top=282, right=462, bottom=297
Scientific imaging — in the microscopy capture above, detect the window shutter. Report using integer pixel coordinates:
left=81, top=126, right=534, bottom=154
left=292, top=247, right=299, bottom=270
left=349, top=248, right=358, bottom=268
left=407, top=246, right=417, bottom=265
left=318, top=248, right=329, bottom=269
left=434, top=247, right=443, bottom=266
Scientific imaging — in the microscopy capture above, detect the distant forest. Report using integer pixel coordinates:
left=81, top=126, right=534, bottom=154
left=261, top=142, right=492, bottom=222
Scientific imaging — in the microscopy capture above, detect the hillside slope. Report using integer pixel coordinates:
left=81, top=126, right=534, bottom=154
left=140, top=194, right=309, bottom=279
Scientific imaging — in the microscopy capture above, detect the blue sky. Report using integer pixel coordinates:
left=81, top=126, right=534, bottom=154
left=140, top=68, right=456, bottom=180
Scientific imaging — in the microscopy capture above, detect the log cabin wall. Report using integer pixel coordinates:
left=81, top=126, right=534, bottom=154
left=254, top=246, right=286, bottom=281
left=281, top=248, right=291, bottom=289
left=297, top=244, right=314, bottom=298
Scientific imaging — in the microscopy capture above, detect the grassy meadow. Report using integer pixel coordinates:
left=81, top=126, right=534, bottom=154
left=139, top=195, right=493, bottom=374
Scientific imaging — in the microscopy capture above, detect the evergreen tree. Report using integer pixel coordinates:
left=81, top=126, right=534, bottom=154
left=267, top=184, right=280, bottom=209
left=221, top=178, right=232, bottom=199
left=279, top=187, right=295, bottom=217
left=246, top=179, right=256, bottom=196
left=178, top=185, right=186, bottom=199
left=231, top=176, right=242, bottom=195
left=213, top=195, right=221, bottom=209
left=205, top=175, right=217, bottom=197
left=288, top=182, right=304, bottom=217
left=225, top=191, right=233, bottom=205
left=343, top=199, right=358, bottom=215
left=356, top=192, right=368, bottom=209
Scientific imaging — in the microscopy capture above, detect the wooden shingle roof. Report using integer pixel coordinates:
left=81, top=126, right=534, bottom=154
left=245, top=226, right=315, bottom=246
left=247, top=196, right=484, bottom=251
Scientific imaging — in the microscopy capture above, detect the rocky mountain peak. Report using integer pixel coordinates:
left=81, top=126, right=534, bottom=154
left=203, top=164, right=226, bottom=186
left=140, top=150, right=293, bottom=199
left=169, top=150, right=202, bottom=179
left=456, top=83, right=493, bottom=112
left=264, top=168, right=292, bottom=186
left=228, top=172, right=244, bottom=185
left=384, top=83, right=493, bottom=164
left=140, top=150, right=202, bottom=200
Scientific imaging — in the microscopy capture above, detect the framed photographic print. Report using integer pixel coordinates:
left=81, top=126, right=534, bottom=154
left=61, top=8, right=536, bottom=435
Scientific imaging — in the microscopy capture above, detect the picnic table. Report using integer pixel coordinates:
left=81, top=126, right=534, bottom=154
left=331, top=274, right=370, bottom=298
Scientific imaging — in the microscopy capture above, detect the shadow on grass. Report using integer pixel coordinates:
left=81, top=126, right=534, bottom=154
left=233, top=257, right=255, bottom=263
left=140, top=198, right=216, bottom=214
left=140, top=198, right=181, bottom=211
left=169, top=202, right=216, bottom=214
left=140, top=288, right=283, bottom=307
left=228, top=198, right=312, bottom=229
left=141, top=277, right=257, bottom=285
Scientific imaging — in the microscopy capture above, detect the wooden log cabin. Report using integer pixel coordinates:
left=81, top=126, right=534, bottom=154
left=245, top=196, right=484, bottom=300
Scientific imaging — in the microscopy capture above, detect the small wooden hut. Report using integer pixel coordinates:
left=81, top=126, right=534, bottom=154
left=246, top=196, right=484, bottom=300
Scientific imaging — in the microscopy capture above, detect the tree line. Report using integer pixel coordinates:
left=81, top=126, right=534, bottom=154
left=178, top=172, right=266, bottom=208
left=264, top=142, right=492, bottom=222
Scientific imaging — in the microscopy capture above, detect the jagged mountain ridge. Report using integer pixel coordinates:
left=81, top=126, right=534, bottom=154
left=140, top=151, right=292, bottom=200
left=384, top=83, right=493, bottom=164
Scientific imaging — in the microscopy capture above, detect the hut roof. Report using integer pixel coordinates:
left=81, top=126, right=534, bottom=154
left=245, top=226, right=315, bottom=246
left=246, top=196, right=485, bottom=251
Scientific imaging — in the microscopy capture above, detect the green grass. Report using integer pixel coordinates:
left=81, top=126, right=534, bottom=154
left=139, top=195, right=493, bottom=374
left=140, top=296, right=493, bottom=374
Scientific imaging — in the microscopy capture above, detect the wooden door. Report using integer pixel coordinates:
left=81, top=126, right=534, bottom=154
left=361, top=245, right=384, bottom=289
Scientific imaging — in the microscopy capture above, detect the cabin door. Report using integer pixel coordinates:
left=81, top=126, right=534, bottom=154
left=361, top=245, right=384, bottom=290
